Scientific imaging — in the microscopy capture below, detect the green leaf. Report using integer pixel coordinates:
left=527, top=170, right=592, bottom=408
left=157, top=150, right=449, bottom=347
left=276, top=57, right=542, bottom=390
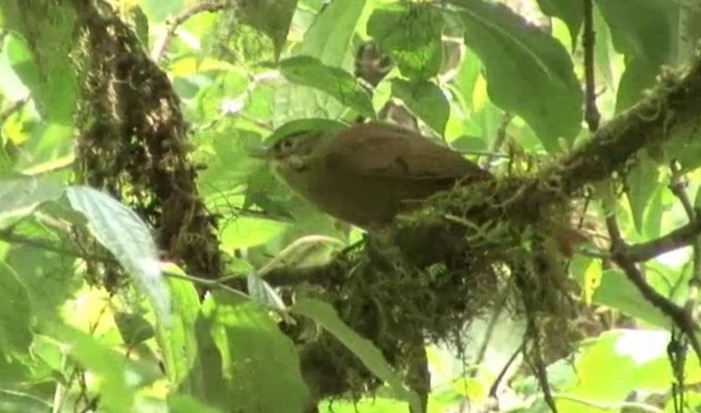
left=595, top=0, right=675, bottom=112
left=154, top=273, right=202, bottom=393
left=237, top=0, right=298, bottom=59
left=114, top=312, right=155, bottom=348
left=0, top=262, right=32, bottom=356
left=624, top=153, right=660, bottom=234
left=291, top=297, right=422, bottom=413
left=0, top=389, right=51, bottom=413
left=168, top=395, right=222, bottom=413
left=0, top=351, right=31, bottom=383
left=558, top=330, right=681, bottom=412
left=3, top=5, right=77, bottom=124
left=139, top=0, right=183, bottom=23
left=536, top=0, right=583, bottom=49
left=592, top=269, right=668, bottom=328
left=664, top=124, right=701, bottom=172
left=65, top=186, right=171, bottom=327
left=206, top=293, right=310, bottom=413
left=274, top=0, right=369, bottom=123
left=448, top=0, right=582, bottom=151
left=279, top=56, right=375, bottom=118
left=391, top=79, right=449, bottom=134
left=299, top=0, right=368, bottom=66
left=0, top=173, right=64, bottom=228
left=367, top=4, right=444, bottom=80
left=4, top=240, right=80, bottom=322
left=48, top=324, right=156, bottom=412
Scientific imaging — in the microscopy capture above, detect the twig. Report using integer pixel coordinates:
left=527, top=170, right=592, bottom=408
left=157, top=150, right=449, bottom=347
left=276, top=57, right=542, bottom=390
left=668, top=162, right=701, bottom=323
left=626, top=219, right=701, bottom=262
left=553, top=393, right=665, bottom=413
left=0, top=96, right=30, bottom=124
left=0, top=229, right=109, bottom=262
left=483, top=112, right=513, bottom=168
left=582, top=0, right=601, bottom=131
left=150, top=1, right=231, bottom=62
left=606, top=212, right=701, bottom=364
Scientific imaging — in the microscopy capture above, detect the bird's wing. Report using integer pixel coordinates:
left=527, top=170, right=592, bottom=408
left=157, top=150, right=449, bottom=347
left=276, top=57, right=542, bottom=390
left=318, top=123, right=492, bottom=181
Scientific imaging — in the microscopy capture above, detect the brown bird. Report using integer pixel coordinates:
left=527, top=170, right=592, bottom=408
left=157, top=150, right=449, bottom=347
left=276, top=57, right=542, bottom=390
left=267, top=122, right=492, bottom=229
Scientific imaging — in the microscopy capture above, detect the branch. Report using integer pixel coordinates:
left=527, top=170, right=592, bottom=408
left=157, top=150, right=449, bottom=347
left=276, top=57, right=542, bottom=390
left=150, top=1, right=231, bottom=62
left=582, top=0, right=600, bottom=132
left=548, top=55, right=701, bottom=196
left=626, top=219, right=701, bottom=262
left=606, top=213, right=701, bottom=364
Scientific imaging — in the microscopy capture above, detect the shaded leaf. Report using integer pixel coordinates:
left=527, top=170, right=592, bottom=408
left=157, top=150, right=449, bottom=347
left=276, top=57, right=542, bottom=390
left=291, top=297, right=422, bottom=413
left=0, top=172, right=64, bottom=228
left=238, top=0, right=298, bottom=59
left=0, top=389, right=51, bottom=413
left=624, top=153, right=660, bottom=234
left=391, top=79, right=449, bottom=134
left=48, top=325, right=157, bottom=412
left=448, top=0, right=582, bottom=151
left=592, top=269, right=668, bottom=329
left=595, top=0, right=675, bottom=112
left=536, top=0, right=583, bottom=49
left=2, top=5, right=77, bottom=124
left=168, top=395, right=222, bottom=413
left=65, top=186, right=171, bottom=327
left=155, top=272, right=202, bottom=394
left=0, top=262, right=32, bottom=356
left=279, top=56, right=375, bottom=118
left=367, top=4, right=443, bottom=80
left=114, top=312, right=155, bottom=348
left=299, top=0, right=368, bottom=66
left=206, top=293, right=310, bottom=413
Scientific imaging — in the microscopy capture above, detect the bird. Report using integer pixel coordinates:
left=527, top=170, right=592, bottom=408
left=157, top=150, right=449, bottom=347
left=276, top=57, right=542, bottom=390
left=266, top=122, right=493, bottom=230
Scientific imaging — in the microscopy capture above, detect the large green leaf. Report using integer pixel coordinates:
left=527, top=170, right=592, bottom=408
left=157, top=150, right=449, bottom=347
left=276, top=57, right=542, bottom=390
left=1, top=3, right=77, bottom=124
left=238, top=0, right=298, bottom=58
left=299, top=0, right=368, bottom=66
left=391, top=79, right=449, bottom=134
left=557, top=330, right=693, bottom=412
left=155, top=273, right=211, bottom=399
left=595, top=0, right=675, bottom=112
left=279, top=56, right=375, bottom=118
left=0, top=173, right=64, bottom=228
left=0, top=262, right=32, bottom=356
left=65, top=186, right=171, bottom=327
left=536, top=0, right=583, bottom=49
left=0, top=389, right=50, bottom=413
left=367, top=4, right=443, bottom=80
left=447, top=0, right=582, bottom=152
left=624, top=153, right=661, bottom=235
left=275, top=0, right=369, bottom=123
left=205, top=293, right=310, bottom=413
left=48, top=324, right=158, bottom=412
left=592, top=269, right=668, bottom=329
left=291, top=297, right=422, bottom=413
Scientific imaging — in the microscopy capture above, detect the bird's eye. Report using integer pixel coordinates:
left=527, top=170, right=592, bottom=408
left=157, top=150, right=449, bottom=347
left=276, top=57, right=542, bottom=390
left=275, top=138, right=294, bottom=153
